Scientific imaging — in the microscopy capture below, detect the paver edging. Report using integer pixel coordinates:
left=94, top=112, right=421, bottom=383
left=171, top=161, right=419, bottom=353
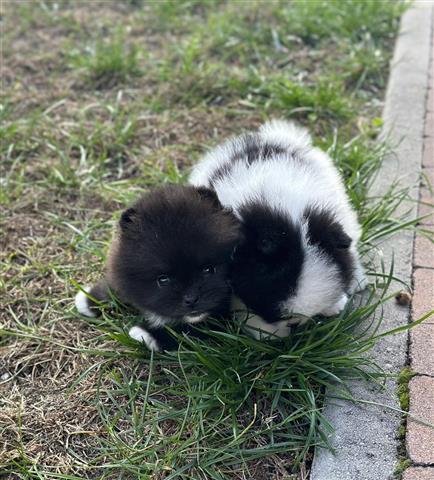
left=310, top=3, right=434, bottom=480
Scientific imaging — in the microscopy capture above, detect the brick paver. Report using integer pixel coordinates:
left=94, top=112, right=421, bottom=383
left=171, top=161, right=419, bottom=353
left=421, top=167, right=434, bottom=189
left=406, top=31, right=434, bottom=472
left=414, top=235, right=434, bottom=268
left=424, top=111, right=434, bottom=140
left=422, top=134, right=434, bottom=167
left=418, top=199, right=434, bottom=225
left=419, top=167, right=434, bottom=225
left=419, top=82, right=434, bottom=222
left=407, top=376, right=434, bottom=464
left=410, top=324, right=434, bottom=375
left=428, top=80, right=434, bottom=112
left=411, top=268, right=434, bottom=321
left=419, top=174, right=434, bottom=225
left=403, top=467, right=434, bottom=480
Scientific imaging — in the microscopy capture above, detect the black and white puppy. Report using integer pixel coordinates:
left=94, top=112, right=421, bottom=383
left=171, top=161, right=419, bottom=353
left=75, top=184, right=240, bottom=351
left=190, top=120, right=367, bottom=339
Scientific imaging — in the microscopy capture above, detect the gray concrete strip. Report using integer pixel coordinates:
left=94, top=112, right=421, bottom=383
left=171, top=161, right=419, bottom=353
left=310, top=3, right=434, bottom=480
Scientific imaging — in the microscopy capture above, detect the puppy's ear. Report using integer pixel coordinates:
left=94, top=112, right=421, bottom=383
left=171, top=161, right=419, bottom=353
left=195, top=186, right=222, bottom=209
left=329, top=228, right=352, bottom=249
left=119, top=207, right=139, bottom=232
left=307, top=209, right=352, bottom=250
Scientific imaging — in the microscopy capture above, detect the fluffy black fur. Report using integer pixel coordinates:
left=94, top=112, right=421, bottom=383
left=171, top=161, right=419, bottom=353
left=86, top=184, right=241, bottom=350
left=305, top=208, right=354, bottom=285
left=230, top=202, right=304, bottom=323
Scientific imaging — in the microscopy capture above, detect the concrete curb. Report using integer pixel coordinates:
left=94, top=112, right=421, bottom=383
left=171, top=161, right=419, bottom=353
left=310, top=3, right=434, bottom=480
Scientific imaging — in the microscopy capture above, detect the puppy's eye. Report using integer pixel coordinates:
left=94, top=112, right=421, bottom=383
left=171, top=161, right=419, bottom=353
left=202, top=265, right=216, bottom=275
left=157, top=275, right=171, bottom=287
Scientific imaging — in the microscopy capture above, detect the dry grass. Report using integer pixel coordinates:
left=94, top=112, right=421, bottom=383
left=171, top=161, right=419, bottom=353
left=1, top=1, right=408, bottom=478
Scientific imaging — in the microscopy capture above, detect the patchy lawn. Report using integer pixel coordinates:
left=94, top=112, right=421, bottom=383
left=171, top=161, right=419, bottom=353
left=1, top=1, right=408, bottom=479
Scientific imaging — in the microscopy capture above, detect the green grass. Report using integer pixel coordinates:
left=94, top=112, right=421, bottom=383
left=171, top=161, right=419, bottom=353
left=3, top=0, right=433, bottom=478
left=70, top=29, right=141, bottom=89
left=62, top=286, right=395, bottom=478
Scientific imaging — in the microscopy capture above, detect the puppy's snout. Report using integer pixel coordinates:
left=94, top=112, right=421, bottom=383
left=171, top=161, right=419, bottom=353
left=183, top=293, right=199, bottom=307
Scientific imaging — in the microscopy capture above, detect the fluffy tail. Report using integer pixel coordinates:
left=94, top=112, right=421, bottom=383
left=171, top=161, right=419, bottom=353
left=259, top=120, right=311, bottom=151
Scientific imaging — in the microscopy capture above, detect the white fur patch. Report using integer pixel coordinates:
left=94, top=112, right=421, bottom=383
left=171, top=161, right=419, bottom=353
left=75, top=287, right=97, bottom=318
left=320, top=294, right=348, bottom=317
left=245, top=314, right=291, bottom=340
left=231, top=297, right=291, bottom=340
left=129, top=326, right=160, bottom=351
left=281, top=243, right=344, bottom=318
left=146, top=313, right=168, bottom=329
left=258, top=119, right=312, bottom=150
left=190, top=121, right=362, bottom=247
left=185, top=313, right=208, bottom=324
left=349, top=260, right=368, bottom=293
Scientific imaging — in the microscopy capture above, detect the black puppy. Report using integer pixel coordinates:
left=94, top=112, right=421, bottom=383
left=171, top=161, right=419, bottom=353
left=75, top=184, right=241, bottom=351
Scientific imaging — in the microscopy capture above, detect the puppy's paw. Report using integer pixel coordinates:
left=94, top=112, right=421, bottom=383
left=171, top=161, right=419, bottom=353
left=75, top=287, right=97, bottom=318
left=321, top=294, right=348, bottom=317
left=246, top=314, right=291, bottom=339
left=350, top=274, right=368, bottom=293
left=350, top=275, right=368, bottom=293
left=129, top=325, right=160, bottom=352
left=348, top=264, right=368, bottom=294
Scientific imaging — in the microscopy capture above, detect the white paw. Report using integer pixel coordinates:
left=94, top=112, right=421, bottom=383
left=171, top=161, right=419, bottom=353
left=246, top=314, right=291, bottom=339
left=287, top=315, right=309, bottom=326
left=348, top=263, right=368, bottom=294
left=129, top=326, right=160, bottom=352
left=349, top=274, right=368, bottom=293
left=321, top=294, right=348, bottom=317
left=75, top=287, right=97, bottom=318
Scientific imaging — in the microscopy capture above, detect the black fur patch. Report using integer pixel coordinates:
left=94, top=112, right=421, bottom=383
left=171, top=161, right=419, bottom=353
left=195, top=186, right=223, bottom=209
left=230, top=201, right=304, bottom=323
left=305, top=208, right=354, bottom=286
left=240, top=134, right=286, bottom=165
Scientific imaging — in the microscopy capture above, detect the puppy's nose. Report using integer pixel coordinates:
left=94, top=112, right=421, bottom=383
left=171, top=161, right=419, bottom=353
left=183, top=294, right=199, bottom=307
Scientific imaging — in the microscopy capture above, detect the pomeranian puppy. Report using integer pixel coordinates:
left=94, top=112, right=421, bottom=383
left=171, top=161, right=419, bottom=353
left=75, top=184, right=241, bottom=351
left=190, top=120, right=367, bottom=338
